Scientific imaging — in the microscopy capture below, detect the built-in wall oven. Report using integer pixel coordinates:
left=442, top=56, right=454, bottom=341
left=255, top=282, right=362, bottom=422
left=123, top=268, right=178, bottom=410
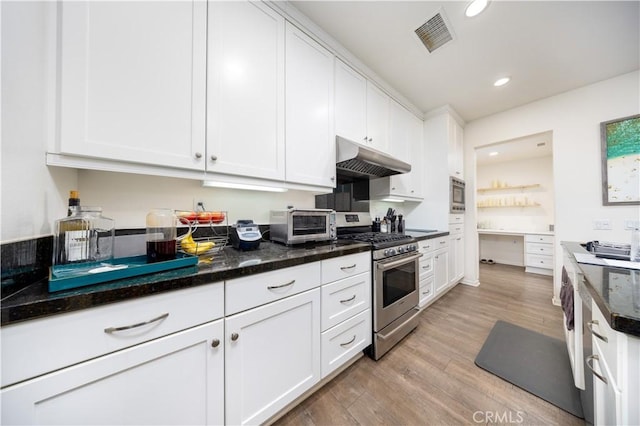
left=450, top=176, right=465, bottom=213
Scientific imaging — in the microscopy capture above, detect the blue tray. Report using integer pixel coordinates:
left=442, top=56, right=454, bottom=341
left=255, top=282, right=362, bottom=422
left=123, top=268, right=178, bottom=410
left=49, top=253, right=198, bottom=293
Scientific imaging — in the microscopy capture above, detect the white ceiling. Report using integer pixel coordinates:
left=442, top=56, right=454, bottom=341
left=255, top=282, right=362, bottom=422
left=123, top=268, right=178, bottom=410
left=475, top=131, right=552, bottom=165
left=289, top=0, right=640, bottom=123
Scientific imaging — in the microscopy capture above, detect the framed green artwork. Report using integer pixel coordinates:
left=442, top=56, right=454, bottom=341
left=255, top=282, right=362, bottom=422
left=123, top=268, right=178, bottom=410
left=600, top=114, right=640, bottom=205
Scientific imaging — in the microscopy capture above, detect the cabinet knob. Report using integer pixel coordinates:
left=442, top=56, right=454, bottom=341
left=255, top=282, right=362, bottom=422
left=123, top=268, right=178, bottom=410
left=368, top=138, right=373, bottom=142
left=363, top=136, right=368, bottom=142
left=210, top=155, right=217, bottom=161
left=195, top=152, right=203, bottom=159
left=331, top=176, right=335, bottom=182
left=231, top=332, right=239, bottom=341
left=211, top=338, right=220, bottom=348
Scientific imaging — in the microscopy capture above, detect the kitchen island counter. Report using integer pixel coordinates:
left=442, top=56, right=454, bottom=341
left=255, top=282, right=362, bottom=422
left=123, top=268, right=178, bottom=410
left=1, top=241, right=371, bottom=326
left=562, top=241, right=640, bottom=338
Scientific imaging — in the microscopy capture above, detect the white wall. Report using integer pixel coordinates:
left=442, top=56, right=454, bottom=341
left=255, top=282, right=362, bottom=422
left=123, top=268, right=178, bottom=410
left=464, top=70, right=640, bottom=302
left=476, top=155, right=554, bottom=232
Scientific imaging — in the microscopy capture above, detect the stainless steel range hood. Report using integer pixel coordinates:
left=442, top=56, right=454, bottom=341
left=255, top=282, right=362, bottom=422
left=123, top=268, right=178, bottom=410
left=336, top=136, right=411, bottom=180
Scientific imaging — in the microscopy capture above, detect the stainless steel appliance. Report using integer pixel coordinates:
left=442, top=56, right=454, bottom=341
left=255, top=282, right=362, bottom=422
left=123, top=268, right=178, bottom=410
left=336, top=212, right=421, bottom=360
left=269, top=208, right=336, bottom=245
left=336, top=136, right=411, bottom=180
left=450, top=176, right=466, bottom=213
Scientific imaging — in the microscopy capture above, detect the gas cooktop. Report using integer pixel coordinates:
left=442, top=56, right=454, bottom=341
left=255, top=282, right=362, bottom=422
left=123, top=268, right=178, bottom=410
left=338, top=232, right=415, bottom=250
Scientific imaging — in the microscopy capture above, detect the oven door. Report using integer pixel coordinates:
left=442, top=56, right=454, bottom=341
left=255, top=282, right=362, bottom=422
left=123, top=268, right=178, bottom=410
left=373, top=252, right=421, bottom=332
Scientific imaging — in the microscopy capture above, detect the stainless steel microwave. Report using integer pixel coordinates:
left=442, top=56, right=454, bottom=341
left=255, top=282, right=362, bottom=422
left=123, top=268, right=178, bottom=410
left=450, top=177, right=465, bottom=213
left=269, top=209, right=336, bottom=245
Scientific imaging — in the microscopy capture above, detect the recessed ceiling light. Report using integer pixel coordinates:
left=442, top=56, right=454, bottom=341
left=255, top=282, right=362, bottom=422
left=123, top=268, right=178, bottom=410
left=465, top=0, right=489, bottom=17
left=494, top=77, right=511, bottom=87
left=489, top=151, right=499, bottom=156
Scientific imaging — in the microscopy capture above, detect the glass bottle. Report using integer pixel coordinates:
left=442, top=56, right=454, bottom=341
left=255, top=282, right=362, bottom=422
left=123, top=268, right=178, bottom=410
left=146, top=209, right=177, bottom=263
left=67, top=190, right=80, bottom=216
left=53, top=207, right=115, bottom=266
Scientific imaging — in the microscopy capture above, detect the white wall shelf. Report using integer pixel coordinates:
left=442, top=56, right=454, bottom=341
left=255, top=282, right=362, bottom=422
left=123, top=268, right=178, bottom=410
left=477, top=184, right=540, bottom=193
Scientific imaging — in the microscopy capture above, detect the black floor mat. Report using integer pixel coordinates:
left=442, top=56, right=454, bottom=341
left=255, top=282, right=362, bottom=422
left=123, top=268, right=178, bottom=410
left=475, top=320, right=584, bottom=419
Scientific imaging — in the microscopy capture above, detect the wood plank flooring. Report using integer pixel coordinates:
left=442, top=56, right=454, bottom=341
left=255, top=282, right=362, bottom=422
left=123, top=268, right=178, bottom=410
left=274, top=263, right=585, bottom=426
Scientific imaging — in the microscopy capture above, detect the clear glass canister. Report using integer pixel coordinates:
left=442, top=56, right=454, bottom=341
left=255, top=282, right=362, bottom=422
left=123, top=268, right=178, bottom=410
left=53, top=207, right=115, bottom=266
left=146, top=209, right=177, bottom=263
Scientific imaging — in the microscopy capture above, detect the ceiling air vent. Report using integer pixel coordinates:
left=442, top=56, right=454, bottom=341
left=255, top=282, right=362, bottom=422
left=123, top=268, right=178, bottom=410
left=415, top=10, right=454, bottom=53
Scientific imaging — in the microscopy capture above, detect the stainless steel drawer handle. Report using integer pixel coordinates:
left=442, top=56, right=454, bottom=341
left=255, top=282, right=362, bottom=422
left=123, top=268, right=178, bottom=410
left=340, top=264, right=357, bottom=271
left=422, top=265, right=431, bottom=270
left=267, top=279, right=295, bottom=290
left=586, top=354, right=608, bottom=384
left=340, top=295, right=356, bottom=304
left=340, top=335, right=356, bottom=347
left=587, top=320, right=608, bottom=342
left=104, top=312, right=169, bottom=334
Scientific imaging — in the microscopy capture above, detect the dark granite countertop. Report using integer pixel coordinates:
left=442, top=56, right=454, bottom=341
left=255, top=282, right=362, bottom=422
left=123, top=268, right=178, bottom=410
left=562, top=241, right=640, bottom=338
left=405, top=230, right=450, bottom=240
left=1, top=241, right=370, bottom=327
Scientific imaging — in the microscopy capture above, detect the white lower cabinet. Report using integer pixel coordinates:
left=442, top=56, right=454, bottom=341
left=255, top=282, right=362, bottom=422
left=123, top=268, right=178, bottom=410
left=524, top=234, right=554, bottom=276
left=419, top=274, right=435, bottom=307
left=1, top=320, right=224, bottom=425
left=434, top=248, right=449, bottom=296
left=225, top=288, right=321, bottom=425
left=448, top=221, right=464, bottom=286
left=321, top=309, right=371, bottom=378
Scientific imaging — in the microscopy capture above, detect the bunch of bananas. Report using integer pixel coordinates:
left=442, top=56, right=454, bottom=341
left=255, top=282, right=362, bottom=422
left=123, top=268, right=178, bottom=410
left=180, top=232, right=215, bottom=255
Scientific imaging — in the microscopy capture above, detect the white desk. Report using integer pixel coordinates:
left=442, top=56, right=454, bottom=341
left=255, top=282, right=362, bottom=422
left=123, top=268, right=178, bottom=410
left=477, top=229, right=555, bottom=275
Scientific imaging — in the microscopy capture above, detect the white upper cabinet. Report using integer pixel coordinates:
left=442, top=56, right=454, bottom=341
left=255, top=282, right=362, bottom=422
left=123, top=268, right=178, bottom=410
left=447, top=115, right=464, bottom=179
left=334, top=59, right=368, bottom=145
left=285, top=23, right=335, bottom=188
left=57, top=1, right=207, bottom=170
left=365, top=83, right=391, bottom=153
left=207, top=1, right=285, bottom=181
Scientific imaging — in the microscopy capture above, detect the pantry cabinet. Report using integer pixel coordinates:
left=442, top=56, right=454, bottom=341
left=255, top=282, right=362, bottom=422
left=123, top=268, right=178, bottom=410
left=207, top=1, right=285, bottom=181
left=285, top=23, right=335, bottom=188
left=56, top=1, right=207, bottom=170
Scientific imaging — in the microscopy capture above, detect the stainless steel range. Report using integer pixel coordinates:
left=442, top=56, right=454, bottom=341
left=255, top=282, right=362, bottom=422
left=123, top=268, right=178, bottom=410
left=336, top=212, right=422, bottom=360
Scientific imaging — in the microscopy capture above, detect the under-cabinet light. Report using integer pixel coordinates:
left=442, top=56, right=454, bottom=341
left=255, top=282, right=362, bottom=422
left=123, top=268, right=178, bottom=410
left=489, top=151, right=499, bottom=156
left=202, top=181, right=288, bottom=193
left=381, top=198, right=405, bottom=203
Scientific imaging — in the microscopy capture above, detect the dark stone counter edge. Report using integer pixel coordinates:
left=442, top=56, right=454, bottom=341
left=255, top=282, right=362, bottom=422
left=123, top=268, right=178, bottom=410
left=562, top=241, right=640, bottom=338
left=1, top=244, right=371, bottom=327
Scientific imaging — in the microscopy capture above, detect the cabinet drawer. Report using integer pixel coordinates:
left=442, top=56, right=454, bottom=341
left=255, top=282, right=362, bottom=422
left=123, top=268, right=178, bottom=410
left=525, top=254, right=553, bottom=269
left=420, top=237, right=448, bottom=253
left=321, top=252, right=370, bottom=284
left=419, top=275, right=434, bottom=308
left=1, top=282, right=224, bottom=388
left=449, top=214, right=464, bottom=224
left=525, top=234, right=554, bottom=244
left=226, top=262, right=321, bottom=316
left=591, top=300, right=618, bottom=381
left=321, top=309, right=371, bottom=378
left=448, top=224, right=464, bottom=235
left=526, top=242, right=554, bottom=256
left=419, top=253, right=434, bottom=279
left=321, top=273, right=371, bottom=331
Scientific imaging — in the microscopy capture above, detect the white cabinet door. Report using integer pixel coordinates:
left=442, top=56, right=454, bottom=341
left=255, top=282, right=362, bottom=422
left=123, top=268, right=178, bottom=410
left=334, top=58, right=367, bottom=144
left=434, top=249, right=449, bottom=295
left=448, top=234, right=464, bottom=285
left=225, top=289, right=321, bottom=425
left=285, top=23, right=335, bottom=188
left=447, top=115, right=464, bottom=179
left=58, top=1, right=207, bottom=170
left=366, top=82, right=390, bottom=152
left=1, top=320, right=224, bottom=425
left=207, top=1, right=285, bottom=181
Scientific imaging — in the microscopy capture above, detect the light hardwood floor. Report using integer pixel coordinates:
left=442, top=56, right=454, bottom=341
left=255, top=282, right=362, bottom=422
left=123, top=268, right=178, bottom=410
left=274, top=263, right=585, bottom=426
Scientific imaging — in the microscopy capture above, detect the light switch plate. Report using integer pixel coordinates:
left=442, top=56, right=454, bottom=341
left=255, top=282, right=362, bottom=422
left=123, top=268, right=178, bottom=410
left=624, top=220, right=640, bottom=230
left=593, top=219, right=612, bottom=230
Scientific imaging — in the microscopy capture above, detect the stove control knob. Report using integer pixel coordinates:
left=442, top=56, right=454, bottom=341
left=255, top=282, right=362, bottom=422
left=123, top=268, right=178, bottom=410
left=397, top=246, right=405, bottom=254
left=384, top=249, right=395, bottom=256
left=408, top=244, right=417, bottom=252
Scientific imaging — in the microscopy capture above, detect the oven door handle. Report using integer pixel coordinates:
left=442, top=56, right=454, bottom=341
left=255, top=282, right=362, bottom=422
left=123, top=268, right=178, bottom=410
left=376, top=252, right=423, bottom=271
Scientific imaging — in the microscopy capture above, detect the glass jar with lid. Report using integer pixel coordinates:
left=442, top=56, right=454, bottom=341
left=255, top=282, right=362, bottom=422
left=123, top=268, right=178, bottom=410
left=53, top=207, right=115, bottom=266
left=146, top=209, right=177, bottom=263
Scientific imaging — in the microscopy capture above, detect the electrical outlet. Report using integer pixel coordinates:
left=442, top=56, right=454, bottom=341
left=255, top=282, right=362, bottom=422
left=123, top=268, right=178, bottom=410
left=624, top=220, right=640, bottom=230
left=593, top=219, right=612, bottom=230
left=193, top=199, right=205, bottom=211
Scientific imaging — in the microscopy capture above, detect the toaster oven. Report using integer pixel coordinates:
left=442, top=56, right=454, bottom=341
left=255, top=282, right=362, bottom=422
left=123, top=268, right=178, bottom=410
left=269, top=209, right=336, bottom=245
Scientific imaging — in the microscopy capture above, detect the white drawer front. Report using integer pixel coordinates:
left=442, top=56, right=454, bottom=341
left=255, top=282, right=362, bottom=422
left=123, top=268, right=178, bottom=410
left=226, top=262, right=321, bottom=316
left=448, top=224, right=464, bottom=235
left=321, top=309, right=371, bottom=378
left=525, top=234, right=554, bottom=244
left=321, top=272, right=371, bottom=331
left=420, top=237, right=448, bottom=253
left=525, top=254, right=553, bottom=269
left=321, top=252, right=370, bottom=284
left=419, top=275, right=434, bottom=308
left=449, top=214, right=464, bottom=224
left=419, top=253, right=434, bottom=279
left=1, top=282, right=224, bottom=388
left=526, top=242, right=554, bottom=256
left=591, top=300, right=618, bottom=382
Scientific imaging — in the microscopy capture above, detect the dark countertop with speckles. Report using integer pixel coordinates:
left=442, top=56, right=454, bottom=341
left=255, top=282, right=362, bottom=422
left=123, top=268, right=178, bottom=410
left=1, top=231, right=449, bottom=327
left=562, top=241, right=640, bottom=338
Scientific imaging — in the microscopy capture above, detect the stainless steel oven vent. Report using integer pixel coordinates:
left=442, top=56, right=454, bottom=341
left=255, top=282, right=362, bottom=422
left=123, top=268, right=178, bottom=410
left=415, top=11, right=454, bottom=53
left=336, top=136, right=411, bottom=180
